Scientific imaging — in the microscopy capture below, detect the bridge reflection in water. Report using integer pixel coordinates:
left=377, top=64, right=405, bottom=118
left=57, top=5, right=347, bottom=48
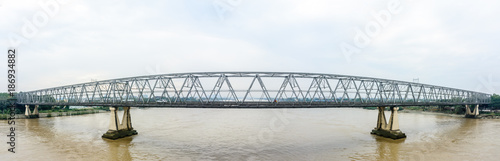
left=15, top=72, right=491, bottom=139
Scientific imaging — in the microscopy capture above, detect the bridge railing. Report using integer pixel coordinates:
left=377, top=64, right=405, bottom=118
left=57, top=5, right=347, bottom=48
left=16, top=72, right=491, bottom=107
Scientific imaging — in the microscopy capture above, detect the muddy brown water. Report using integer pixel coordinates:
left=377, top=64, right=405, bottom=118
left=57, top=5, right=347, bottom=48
left=1, top=108, right=499, bottom=160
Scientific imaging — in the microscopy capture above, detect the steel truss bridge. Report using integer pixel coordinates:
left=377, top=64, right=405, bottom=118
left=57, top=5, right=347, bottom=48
left=16, top=72, right=491, bottom=107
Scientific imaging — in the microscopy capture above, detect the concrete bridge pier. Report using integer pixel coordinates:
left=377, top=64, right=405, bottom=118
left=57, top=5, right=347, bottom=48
left=102, top=107, right=138, bottom=140
left=465, top=105, right=480, bottom=118
left=371, top=106, right=406, bottom=139
left=25, top=105, right=39, bottom=118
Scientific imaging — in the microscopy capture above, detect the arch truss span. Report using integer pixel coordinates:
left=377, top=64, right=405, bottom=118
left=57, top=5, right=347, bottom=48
left=16, top=72, right=491, bottom=107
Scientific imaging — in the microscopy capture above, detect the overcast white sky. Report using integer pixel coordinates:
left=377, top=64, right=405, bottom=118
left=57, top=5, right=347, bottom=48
left=1, top=0, right=499, bottom=94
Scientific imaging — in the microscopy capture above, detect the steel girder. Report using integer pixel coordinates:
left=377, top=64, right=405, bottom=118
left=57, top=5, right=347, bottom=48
left=16, top=72, right=491, bottom=107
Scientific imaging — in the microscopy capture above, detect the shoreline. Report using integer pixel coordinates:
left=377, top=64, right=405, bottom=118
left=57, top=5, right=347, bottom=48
left=400, top=109, right=500, bottom=119
left=1, top=109, right=107, bottom=120
left=4, top=108, right=500, bottom=120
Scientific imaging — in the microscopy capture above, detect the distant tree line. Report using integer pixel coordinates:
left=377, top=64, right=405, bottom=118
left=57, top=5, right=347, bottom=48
left=0, top=93, right=70, bottom=114
left=2, top=92, right=500, bottom=112
left=0, top=93, right=22, bottom=114
left=490, top=94, right=500, bottom=110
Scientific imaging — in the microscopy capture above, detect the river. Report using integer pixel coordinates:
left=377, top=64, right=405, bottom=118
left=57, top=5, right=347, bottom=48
left=1, top=108, right=499, bottom=161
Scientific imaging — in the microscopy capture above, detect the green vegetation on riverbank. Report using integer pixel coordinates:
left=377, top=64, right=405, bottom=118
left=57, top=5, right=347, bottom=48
left=490, top=94, right=500, bottom=109
left=0, top=106, right=109, bottom=120
left=1, top=92, right=499, bottom=118
left=1, top=92, right=112, bottom=119
left=362, top=107, right=403, bottom=111
left=365, top=105, right=500, bottom=117
left=37, top=106, right=109, bottom=114
left=363, top=107, right=377, bottom=110
left=361, top=93, right=500, bottom=115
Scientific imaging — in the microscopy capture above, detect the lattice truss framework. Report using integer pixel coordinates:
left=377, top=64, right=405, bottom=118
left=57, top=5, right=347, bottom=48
left=17, top=72, right=491, bottom=107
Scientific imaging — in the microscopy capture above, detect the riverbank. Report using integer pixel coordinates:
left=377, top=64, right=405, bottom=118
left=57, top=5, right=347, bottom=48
left=0, top=109, right=107, bottom=120
left=399, top=109, right=500, bottom=119
left=400, top=109, right=465, bottom=118
left=362, top=106, right=500, bottom=119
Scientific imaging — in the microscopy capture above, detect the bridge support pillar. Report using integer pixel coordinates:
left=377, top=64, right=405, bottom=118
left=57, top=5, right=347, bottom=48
left=33, top=105, right=39, bottom=115
left=24, top=105, right=39, bottom=118
left=102, top=107, right=138, bottom=140
left=371, top=106, right=406, bottom=139
left=465, top=105, right=480, bottom=118
left=25, top=105, right=31, bottom=116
